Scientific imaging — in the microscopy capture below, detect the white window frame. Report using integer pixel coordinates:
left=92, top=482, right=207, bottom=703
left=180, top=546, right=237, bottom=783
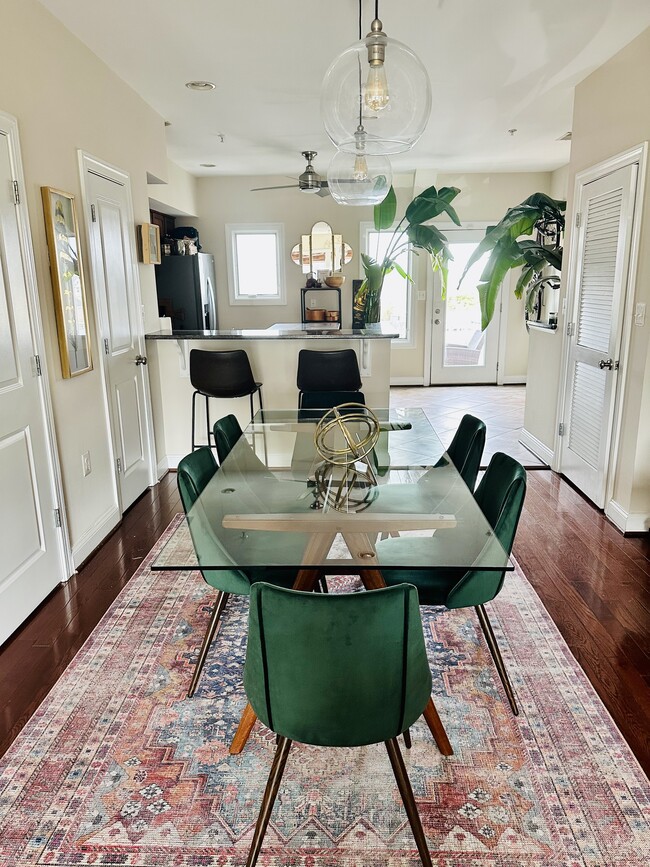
left=360, top=222, right=415, bottom=346
left=225, top=223, right=286, bottom=305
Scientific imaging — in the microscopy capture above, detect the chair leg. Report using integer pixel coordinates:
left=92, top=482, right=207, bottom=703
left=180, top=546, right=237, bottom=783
left=187, top=591, right=229, bottom=698
left=384, top=738, right=432, bottom=867
left=319, top=577, right=328, bottom=593
left=403, top=728, right=412, bottom=749
left=246, top=736, right=292, bottom=867
left=205, top=394, right=211, bottom=450
left=475, top=604, right=519, bottom=716
left=191, top=391, right=198, bottom=451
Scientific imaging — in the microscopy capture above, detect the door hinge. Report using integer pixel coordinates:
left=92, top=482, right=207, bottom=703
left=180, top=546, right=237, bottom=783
left=558, top=422, right=565, bottom=437
left=566, top=322, right=574, bottom=336
left=91, top=203, right=97, bottom=222
left=104, top=338, right=110, bottom=355
left=116, top=457, right=122, bottom=474
left=54, top=508, right=62, bottom=528
left=575, top=212, right=581, bottom=228
left=34, top=354, right=42, bottom=376
left=496, top=361, right=499, bottom=372
left=12, top=180, right=20, bottom=205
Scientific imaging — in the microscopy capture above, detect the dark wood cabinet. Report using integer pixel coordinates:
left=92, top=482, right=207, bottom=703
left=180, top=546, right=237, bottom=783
left=150, top=209, right=175, bottom=239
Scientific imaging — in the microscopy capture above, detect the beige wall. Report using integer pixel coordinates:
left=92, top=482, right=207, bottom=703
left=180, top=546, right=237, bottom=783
left=196, top=171, right=551, bottom=383
left=0, top=0, right=167, bottom=562
left=148, top=159, right=199, bottom=219
left=525, top=26, right=650, bottom=527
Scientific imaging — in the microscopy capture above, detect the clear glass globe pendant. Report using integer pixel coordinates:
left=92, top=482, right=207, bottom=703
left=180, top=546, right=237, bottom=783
left=321, top=17, right=431, bottom=156
left=327, top=129, right=393, bottom=206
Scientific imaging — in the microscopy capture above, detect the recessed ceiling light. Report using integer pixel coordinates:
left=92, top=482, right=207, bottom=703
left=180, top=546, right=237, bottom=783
left=186, top=80, right=216, bottom=91
left=200, top=163, right=216, bottom=168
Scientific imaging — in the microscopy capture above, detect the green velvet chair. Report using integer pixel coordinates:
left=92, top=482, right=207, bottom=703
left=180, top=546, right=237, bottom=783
left=212, top=413, right=242, bottom=464
left=177, top=449, right=296, bottom=698
left=243, top=582, right=434, bottom=867
left=376, top=452, right=527, bottom=715
left=444, top=413, right=486, bottom=491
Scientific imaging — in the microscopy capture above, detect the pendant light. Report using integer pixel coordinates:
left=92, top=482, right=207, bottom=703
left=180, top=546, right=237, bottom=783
left=321, top=0, right=431, bottom=156
left=327, top=139, right=392, bottom=206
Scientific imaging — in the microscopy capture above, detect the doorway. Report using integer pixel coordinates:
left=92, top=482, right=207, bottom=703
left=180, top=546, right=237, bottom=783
left=558, top=151, right=644, bottom=510
left=0, top=112, right=68, bottom=644
left=80, top=154, right=156, bottom=511
left=429, top=229, right=501, bottom=384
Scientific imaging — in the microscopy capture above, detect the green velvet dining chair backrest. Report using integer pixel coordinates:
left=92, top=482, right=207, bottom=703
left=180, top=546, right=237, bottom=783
left=244, top=582, right=432, bottom=747
left=446, top=451, right=527, bottom=609
left=177, top=447, right=217, bottom=510
left=213, top=414, right=243, bottom=465
left=446, top=414, right=486, bottom=491
left=176, top=448, right=253, bottom=596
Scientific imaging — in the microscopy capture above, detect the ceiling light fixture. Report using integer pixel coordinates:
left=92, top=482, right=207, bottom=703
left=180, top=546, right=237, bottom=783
left=321, top=0, right=431, bottom=156
left=185, top=81, right=216, bottom=91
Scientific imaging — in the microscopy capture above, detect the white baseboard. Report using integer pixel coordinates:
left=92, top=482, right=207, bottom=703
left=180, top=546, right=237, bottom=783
left=519, top=428, right=553, bottom=466
left=157, top=456, right=169, bottom=479
left=606, top=500, right=649, bottom=533
left=72, top=504, right=121, bottom=568
left=501, top=375, right=527, bottom=385
left=390, top=377, right=425, bottom=386
left=165, top=454, right=184, bottom=471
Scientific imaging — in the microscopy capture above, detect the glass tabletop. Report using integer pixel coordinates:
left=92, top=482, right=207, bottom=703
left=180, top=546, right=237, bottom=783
left=153, top=407, right=511, bottom=573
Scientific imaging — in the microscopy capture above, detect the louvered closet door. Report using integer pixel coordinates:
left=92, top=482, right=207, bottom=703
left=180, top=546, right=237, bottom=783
left=560, top=164, right=637, bottom=507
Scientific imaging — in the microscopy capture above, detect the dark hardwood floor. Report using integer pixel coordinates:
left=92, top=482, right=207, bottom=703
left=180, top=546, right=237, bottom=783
left=1, top=468, right=649, bottom=778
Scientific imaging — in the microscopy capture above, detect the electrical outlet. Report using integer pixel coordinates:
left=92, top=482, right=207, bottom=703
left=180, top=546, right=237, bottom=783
left=310, top=298, right=317, bottom=308
left=82, top=451, right=91, bottom=477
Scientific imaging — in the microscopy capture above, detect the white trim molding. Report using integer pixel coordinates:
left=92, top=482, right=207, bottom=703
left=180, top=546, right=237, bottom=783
left=606, top=500, right=649, bottom=534
left=501, top=375, right=527, bottom=385
left=225, top=222, right=286, bottom=305
left=519, top=428, right=554, bottom=466
left=391, top=376, right=426, bottom=386
left=71, top=504, right=121, bottom=568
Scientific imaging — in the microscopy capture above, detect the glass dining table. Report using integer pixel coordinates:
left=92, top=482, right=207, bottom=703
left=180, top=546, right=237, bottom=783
left=153, top=407, right=512, bottom=756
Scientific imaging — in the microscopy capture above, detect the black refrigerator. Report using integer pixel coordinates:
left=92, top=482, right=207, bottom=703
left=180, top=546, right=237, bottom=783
left=154, top=252, right=218, bottom=331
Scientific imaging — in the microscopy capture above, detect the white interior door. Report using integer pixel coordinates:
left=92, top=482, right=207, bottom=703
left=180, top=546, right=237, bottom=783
left=560, top=164, right=637, bottom=507
left=83, top=160, right=154, bottom=510
left=429, top=229, right=500, bottom=384
left=0, top=120, right=65, bottom=645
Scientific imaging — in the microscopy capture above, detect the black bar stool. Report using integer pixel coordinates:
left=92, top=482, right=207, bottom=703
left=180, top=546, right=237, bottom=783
left=296, top=348, right=364, bottom=410
left=190, top=349, right=263, bottom=451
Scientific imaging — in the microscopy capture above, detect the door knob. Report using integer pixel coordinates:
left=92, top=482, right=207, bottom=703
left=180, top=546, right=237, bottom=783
left=598, top=358, right=614, bottom=370
left=135, top=355, right=148, bottom=366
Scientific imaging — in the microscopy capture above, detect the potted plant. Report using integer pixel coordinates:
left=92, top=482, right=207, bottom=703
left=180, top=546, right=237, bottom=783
left=356, top=184, right=461, bottom=324
left=458, top=193, right=566, bottom=329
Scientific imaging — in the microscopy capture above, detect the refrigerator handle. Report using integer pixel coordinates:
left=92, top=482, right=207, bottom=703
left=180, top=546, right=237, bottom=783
left=205, top=275, right=217, bottom=330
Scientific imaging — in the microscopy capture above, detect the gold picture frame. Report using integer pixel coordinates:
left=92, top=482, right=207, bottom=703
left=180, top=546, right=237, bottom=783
left=139, top=222, right=161, bottom=265
left=41, top=187, right=93, bottom=378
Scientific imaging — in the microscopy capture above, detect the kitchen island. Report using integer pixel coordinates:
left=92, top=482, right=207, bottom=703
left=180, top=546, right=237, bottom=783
left=145, top=323, right=397, bottom=471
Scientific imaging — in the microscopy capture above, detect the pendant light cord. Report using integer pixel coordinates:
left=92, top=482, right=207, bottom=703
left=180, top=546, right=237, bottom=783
left=357, top=0, right=363, bottom=128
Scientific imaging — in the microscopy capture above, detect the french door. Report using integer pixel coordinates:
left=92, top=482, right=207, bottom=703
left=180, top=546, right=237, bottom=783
left=429, top=229, right=501, bottom=384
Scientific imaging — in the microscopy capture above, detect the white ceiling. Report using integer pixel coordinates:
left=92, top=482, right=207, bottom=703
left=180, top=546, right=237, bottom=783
left=38, top=0, right=650, bottom=179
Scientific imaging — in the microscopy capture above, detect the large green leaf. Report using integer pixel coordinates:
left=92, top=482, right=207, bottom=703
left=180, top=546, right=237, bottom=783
left=476, top=237, right=524, bottom=329
left=374, top=185, right=397, bottom=231
left=406, top=223, right=447, bottom=253
left=405, top=186, right=461, bottom=226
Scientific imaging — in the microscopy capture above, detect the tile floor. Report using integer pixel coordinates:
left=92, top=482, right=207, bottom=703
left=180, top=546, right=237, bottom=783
left=390, top=384, right=547, bottom=468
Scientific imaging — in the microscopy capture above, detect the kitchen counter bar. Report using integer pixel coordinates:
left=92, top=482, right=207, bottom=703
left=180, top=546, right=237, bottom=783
left=145, top=324, right=396, bottom=470
left=145, top=322, right=398, bottom=340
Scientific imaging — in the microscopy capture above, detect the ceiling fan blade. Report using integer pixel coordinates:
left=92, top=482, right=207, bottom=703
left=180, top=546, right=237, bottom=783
left=250, top=184, right=299, bottom=192
left=316, top=185, right=330, bottom=197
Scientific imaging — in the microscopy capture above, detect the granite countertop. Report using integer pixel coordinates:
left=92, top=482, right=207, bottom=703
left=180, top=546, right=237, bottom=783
left=145, top=323, right=398, bottom=340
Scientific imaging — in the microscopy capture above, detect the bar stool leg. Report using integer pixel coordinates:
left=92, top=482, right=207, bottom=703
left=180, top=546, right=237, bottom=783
left=191, top=391, right=198, bottom=451
left=205, top=395, right=211, bottom=450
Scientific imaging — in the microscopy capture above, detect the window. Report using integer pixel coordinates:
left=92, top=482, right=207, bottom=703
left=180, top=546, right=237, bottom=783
left=226, top=224, right=285, bottom=304
left=361, top=224, right=413, bottom=342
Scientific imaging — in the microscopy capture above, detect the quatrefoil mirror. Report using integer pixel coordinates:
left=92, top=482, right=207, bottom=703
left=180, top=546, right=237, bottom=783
left=291, top=221, right=353, bottom=274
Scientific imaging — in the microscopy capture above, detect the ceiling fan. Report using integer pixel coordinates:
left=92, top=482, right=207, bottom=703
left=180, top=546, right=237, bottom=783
left=251, top=151, right=330, bottom=197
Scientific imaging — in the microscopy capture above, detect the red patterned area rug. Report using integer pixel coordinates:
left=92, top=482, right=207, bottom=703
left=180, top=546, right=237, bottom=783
left=1, top=516, right=648, bottom=866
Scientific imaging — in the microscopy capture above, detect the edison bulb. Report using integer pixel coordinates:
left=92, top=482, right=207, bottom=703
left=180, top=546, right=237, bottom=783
left=353, top=154, right=369, bottom=181
left=365, top=64, right=390, bottom=112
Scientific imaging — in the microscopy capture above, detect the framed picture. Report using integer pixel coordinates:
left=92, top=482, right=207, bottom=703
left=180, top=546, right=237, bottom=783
left=41, top=187, right=93, bottom=378
left=140, top=222, right=161, bottom=265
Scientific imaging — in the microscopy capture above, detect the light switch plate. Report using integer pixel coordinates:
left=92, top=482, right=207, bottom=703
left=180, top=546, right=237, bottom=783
left=634, top=302, right=646, bottom=326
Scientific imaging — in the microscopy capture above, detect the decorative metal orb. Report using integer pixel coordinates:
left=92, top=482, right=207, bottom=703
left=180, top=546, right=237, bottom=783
left=313, top=404, right=380, bottom=466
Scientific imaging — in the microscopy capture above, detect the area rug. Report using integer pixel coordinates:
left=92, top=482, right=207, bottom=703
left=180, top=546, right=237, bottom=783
left=0, top=517, right=648, bottom=866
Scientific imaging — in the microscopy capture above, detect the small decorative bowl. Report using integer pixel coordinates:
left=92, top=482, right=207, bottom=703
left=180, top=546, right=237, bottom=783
left=324, top=274, right=345, bottom=288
